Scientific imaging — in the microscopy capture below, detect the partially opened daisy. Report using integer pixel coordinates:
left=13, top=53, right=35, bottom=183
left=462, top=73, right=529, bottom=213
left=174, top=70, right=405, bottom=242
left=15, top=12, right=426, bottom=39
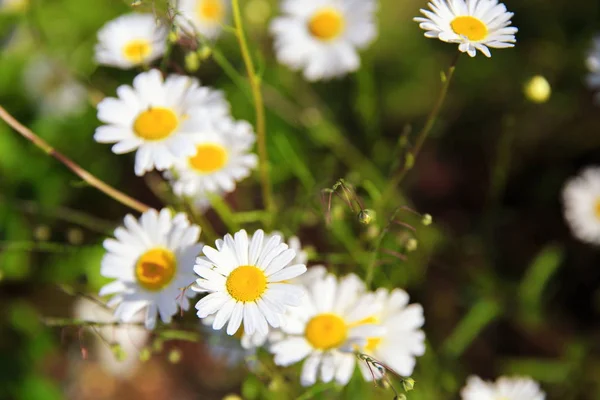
left=175, top=0, right=229, bottom=40
left=95, top=13, right=167, bottom=69
left=167, top=118, right=258, bottom=197
left=461, top=376, right=546, bottom=400
left=356, top=288, right=426, bottom=380
left=99, top=209, right=203, bottom=329
left=194, top=229, right=307, bottom=336
left=94, top=69, right=230, bottom=176
left=270, top=273, right=383, bottom=386
left=270, top=0, right=378, bottom=81
left=414, top=0, right=518, bottom=57
left=586, top=35, right=600, bottom=103
left=562, top=167, right=600, bottom=244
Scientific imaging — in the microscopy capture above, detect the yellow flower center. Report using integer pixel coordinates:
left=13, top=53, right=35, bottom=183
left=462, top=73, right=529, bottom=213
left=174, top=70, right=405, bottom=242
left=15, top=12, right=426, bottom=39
left=135, top=248, right=177, bottom=291
left=594, top=199, right=600, bottom=220
left=305, top=313, right=348, bottom=350
left=122, top=39, right=153, bottom=64
left=188, top=143, right=228, bottom=173
left=450, top=16, right=488, bottom=41
left=308, top=8, right=345, bottom=41
left=226, top=265, right=267, bottom=303
left=133, top=107, right=179, bottom=141
left=198, top=0, right=225, bottom=22
left=365, top=337, right=382, bottom=352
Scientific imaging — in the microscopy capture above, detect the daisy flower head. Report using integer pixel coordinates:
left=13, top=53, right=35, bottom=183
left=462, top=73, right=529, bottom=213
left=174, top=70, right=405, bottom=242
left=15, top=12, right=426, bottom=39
left=461, top=376, right=546, bottom=400
left=94, top=69, right=230, bottom=176
left=99, top=209, right=203, bottom=330
left=586, top=35, right=600, bottom=103
left=95, top=13, right=167, bottom=69
left=167, top=118, right=258, bottom=197
left=270, top=0, right=378, bottom=81
left=562, top=167, right=600, bottom=244
left=194, top=229, right=307, bottom=336
left=174, top=0, right=229, bottom=40
left=414, top=0, right=518, bottom=57
left=356, top=288, right=426, bottom=380
left=270, top=273, right=384, bottom=386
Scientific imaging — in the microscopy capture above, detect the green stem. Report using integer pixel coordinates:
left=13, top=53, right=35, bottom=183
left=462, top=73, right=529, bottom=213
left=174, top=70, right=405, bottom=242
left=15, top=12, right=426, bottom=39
left=230, top=0, right=275, bottom=222
left=380, top=53, right=460, bottom=206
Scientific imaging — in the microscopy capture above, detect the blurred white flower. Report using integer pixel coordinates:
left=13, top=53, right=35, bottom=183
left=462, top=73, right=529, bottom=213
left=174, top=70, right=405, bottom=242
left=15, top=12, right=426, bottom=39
left=270, top=0, right=378, bottom=81
left=270, top=272, right=384, bottom=386
left=23, top=57, right=87, bottom=117
left=461, top=376, right=545, bottom=400
left=98, top=208, right=203, bottom=329
left=94, top=69, right=230, bottom=176
left=562, top=167, right=600, bottom=244
left=586, top=36, right=600, bottom=103
left=73, top=298, right=149, bottom=378
left=95, top=13, right=167, bottom=69
left=414, top=0, right=517, bottom=57
left=356, top=288, right=425, bottom=380
left=174, top=0, right=229, bottom=40
left=194, top=229, right=307, bottom=336
left=166, top=118, right=258, bottom=199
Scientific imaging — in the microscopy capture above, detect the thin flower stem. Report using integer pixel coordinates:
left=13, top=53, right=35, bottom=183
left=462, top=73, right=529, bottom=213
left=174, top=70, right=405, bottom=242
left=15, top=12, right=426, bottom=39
left=0, top=106, right=150, bottom=214
left=380, top=53, right=461, bottom=206
left=230, top=0, right=275, bottom=222
left=365, top=208, right=402, bottom=287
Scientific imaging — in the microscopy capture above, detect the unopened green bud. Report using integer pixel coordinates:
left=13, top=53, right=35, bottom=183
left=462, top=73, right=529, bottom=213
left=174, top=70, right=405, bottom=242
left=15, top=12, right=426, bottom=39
left=421, top=214, right=432, bottom=226
left=152, top=338, right=163, bottom=353
left=395, top=395, right=407, bottom=400
left=198, top=46, right=212, bottom=60
left=185, top=52, right=200, bottom=72
left=168, top=349, right=182, bottom=364
left=402, top=377, right=416, bottom=392
left=131, top=0, right=143, bottom=6
left=222, top=395, right=242, bottom=400
left=111, top=344, right=126, bottom=362
left=358, top=209, right=375, bottom=225
left=406, top=238, right=418, bottom=252
left=168, top=31, right=178, bottom=43
left=139, top=348, right=151, bottom=362
left=524, top=75, right=551, bottom=104
left=405, top=153, right=415, bottom=170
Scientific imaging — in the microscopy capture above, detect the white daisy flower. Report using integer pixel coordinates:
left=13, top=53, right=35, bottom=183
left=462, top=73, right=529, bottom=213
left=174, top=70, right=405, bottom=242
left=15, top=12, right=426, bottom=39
left=73, top=298, right=149, bottom=378
left=270, top=0, right=378, bottom=81
left=95, top=13, right=167, bottom=69
left=23, top=57, right=88, bottom=117
left=414, top=0, right=518, bottom=58
left=99, top=208, right=203, bottom=330
left=270, top=273, right=384, bottom=386
left=461, top=376, right=546, bottom=400
left=562, top=167, right=600, bottom=244
left=167, top=118, right=258, bottom=197
left=94, top=69, right=230, bottom=176
left=194, top=229, right=307, bottom=336
left=586, top=36, right=600, bottom=103
left=174, top=0, right=229, bottom=40
left=356, top=288, right=426, bottom=380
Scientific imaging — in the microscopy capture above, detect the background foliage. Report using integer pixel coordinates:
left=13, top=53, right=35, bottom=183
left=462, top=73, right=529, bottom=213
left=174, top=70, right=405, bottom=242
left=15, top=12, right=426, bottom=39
left=1, top=0, right=600, bottom=399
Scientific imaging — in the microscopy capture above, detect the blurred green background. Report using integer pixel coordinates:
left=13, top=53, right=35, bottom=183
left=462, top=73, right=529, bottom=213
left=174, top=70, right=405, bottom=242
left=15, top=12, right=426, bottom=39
left=1, top=0, right=600, bottom=399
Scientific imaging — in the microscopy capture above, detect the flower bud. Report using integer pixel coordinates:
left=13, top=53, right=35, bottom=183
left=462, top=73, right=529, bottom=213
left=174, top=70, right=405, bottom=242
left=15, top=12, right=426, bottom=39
left=358, top=209, right=375, bottom=225
left=168, top=349, right=182, bottom=364
left=111, top=344, right=126, bottom=362
left=402, top=377, right=416, bottom=392
left=139, top=348, right=151, bottom=362
left=421, top=214, right=432, bottom=226
left=185, top=52, right=200, bottom=72
left=524, top=75, right=551, bottom=104
left=405, top=238, right=418, bottom=252
left=168, top=31, right=178, bottom=44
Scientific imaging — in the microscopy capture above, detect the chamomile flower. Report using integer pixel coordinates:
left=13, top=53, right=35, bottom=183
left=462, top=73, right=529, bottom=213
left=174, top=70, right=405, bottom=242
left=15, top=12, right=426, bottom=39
left=562, top=167, right=600, bottom=244
left=270, top=273, right=383, bottom=386
left=194, top=229, right=307, bottom=336
left=167, top=118, right=258, bottom=198
left=356, top=288, right=425, bottom=380
left=175, top=0, right=229, bottom=40
left=414, top=0, right=518, bottom=58
left=94, top=69, right=230, bottom=176
left=270, top=0, right=378, bottom=81
left=73, top=298, right=149, bottom=378
left=99, top=209, right=203, bottom=330
left=586, top=35, right=600, bottom=103
left=461, top=376, right=546, bottom=400
left=95, top=13, right=167, bottom=69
